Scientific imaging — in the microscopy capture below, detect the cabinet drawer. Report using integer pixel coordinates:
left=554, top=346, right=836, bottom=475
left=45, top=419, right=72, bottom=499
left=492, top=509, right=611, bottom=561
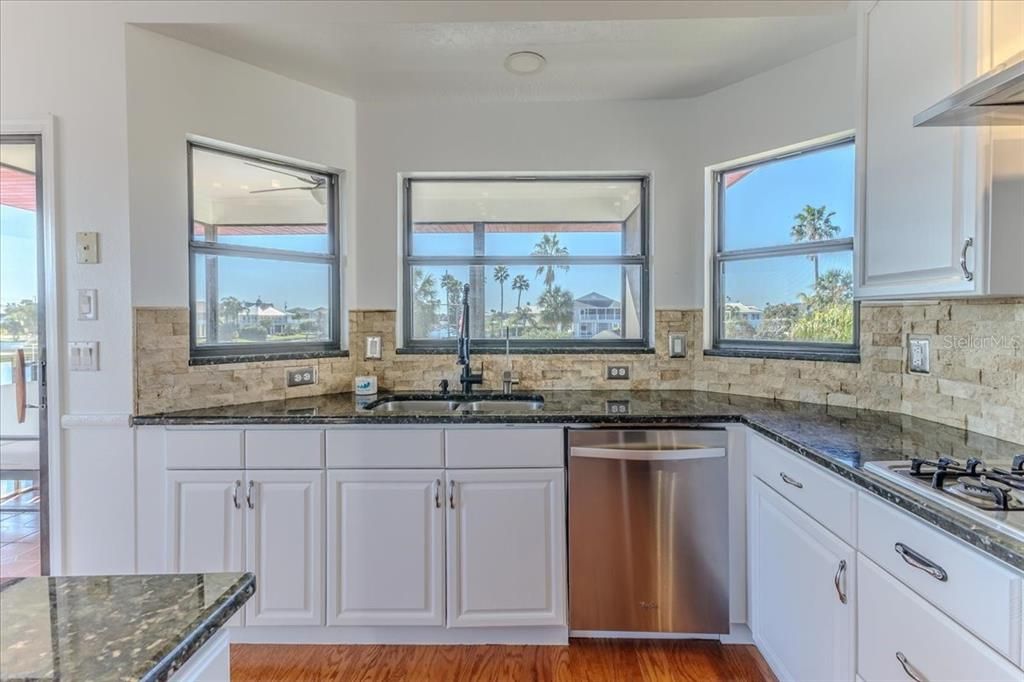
left=748, top=433, right=856, bottom=544
left=858, top=492, right=1023, bottom=663
left=858, top=554, right=1021, bottom=681
left=245, top=430, right=323, bottom=469
left=326, top=429, right=444, bottom=468
left=445, top=428, right=563, bottom=468
left=165, top=429, right=243, bottom=469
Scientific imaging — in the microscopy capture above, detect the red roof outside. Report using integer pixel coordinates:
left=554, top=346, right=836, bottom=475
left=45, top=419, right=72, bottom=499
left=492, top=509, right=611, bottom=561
left=0, top=165, right=37, bottom=212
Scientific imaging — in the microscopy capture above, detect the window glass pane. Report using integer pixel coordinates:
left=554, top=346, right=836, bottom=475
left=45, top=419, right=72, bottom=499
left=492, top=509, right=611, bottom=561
left=720, top=142, right=854, bottom=251
left=193, top=253, right=332, bottom=346
left=409, top=180, right=643, bottom=256
left=191, top=147, right=331, bottom=254
left=409, top=263, right=642, bottom=341
left=720, top=250, right=854, bottom=345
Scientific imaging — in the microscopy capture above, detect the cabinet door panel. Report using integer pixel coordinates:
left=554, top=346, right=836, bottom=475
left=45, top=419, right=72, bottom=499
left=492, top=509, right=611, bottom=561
left=245, top=470, right=324, bottom=627
left=858, top=0, right=979, bottom=298
left=165, top=470, right=243, bottom=573
left=750, top=478, right=855, bottom=682
left=446, top=468, right=566, bottom=628
left=327, top=469, right=445, bottom=626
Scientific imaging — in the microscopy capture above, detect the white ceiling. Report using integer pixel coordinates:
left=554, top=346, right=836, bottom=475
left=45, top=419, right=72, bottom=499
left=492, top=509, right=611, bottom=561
left=138, top=1, right=856, bottom=102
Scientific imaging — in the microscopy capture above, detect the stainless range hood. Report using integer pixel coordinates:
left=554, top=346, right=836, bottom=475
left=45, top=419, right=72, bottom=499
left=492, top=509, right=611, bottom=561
left=914, top=50, right=1024, bottom=127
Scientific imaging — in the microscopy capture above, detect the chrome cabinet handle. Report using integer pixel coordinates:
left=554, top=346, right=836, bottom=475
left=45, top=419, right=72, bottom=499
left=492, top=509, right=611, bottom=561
left=246, top=480, right=255, bottom=510
left=960, top=237, right=974, bottom=282
left=895, top=542, right=947, bottom=582
left=833, top=559, right=848, bottom=604
left=896, top=652, right=927, bottom=682
left=232, top=480, right=241, bottom=510
left=448, top=480, right=456, bottom=509
left=779, top=472, right=804, bottom=489
left=433, top=479, right=442, bottom=509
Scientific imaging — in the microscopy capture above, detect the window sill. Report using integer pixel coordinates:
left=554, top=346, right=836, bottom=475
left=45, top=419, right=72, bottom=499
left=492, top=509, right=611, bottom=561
left=703, top=347, right=860, bottom=363
left=397, top=346, right=654, bottom=356
left=189, top=349, right=349, bottom=366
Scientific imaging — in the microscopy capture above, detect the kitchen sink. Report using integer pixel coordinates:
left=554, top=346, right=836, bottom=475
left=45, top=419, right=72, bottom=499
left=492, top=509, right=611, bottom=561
left=458, top=399, right=544, bottom=412
left=367, top=399, right=460, bottom=413
left=365, top=394, right=544, bottom=413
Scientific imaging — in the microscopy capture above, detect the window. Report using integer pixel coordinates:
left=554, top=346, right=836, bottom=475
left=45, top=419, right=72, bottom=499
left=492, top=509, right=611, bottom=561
left=403, top=177, right=649, bottom=351
left=188, top=143, right=341, bottom=361
left=712, top=137, right=857, bottom=359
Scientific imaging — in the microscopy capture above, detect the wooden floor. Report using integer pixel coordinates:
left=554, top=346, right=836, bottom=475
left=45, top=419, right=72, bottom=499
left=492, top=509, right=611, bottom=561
left=231, top=640, right=776, bottom=681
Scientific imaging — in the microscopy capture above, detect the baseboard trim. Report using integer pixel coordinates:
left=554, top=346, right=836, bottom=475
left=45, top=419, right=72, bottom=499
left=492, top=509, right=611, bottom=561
left=229, top=625, right=569, bottom=646
left=720, top=623, right=754, bottom=645
left=570, top=630, right=721, bottom=640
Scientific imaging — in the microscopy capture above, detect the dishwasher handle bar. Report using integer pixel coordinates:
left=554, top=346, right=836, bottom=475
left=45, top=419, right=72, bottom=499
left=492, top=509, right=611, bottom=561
left=570, top=446, right=725, bottom=462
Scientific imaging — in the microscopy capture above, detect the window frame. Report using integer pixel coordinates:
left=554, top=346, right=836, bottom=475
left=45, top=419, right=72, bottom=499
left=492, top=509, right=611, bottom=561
left=711, top=136, right=859, bottom=361
left=401, top=175, right=651, bottom=353
left=186, top=141, right=343, bottom=363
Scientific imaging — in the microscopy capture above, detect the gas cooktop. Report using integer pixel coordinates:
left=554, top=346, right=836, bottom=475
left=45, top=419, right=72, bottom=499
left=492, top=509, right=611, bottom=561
left=866, top=455, right=1024, bottom=541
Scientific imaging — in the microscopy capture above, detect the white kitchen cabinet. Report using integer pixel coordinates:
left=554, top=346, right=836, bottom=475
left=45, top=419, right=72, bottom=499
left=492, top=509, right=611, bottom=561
left=326, top=469, right=445, bottom=626
left=244, top=470, right=324, bottom=627
left=749, top=478, right=855, bottom=682
left=446, top=468, right=566, bottom=628
left=856, top=0, right=1024, bottom=299
left=165, top=470, right=244, bottom=573
left=858, top=554, right=1022, bottom=682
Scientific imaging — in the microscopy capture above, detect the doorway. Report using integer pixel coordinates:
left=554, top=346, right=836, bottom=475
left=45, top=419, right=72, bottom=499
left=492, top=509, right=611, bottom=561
left=0, top=134, right=49, bottom=577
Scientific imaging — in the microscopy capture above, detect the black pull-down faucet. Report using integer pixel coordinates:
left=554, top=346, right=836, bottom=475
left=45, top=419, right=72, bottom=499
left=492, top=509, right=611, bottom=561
left=457, top=283, right=484, bottom=394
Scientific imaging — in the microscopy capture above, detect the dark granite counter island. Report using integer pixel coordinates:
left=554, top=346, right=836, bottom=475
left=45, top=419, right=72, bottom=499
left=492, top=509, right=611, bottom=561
left=0, top=572, right=254, bottom=682
left=133, top=389, right=1024, bottom=571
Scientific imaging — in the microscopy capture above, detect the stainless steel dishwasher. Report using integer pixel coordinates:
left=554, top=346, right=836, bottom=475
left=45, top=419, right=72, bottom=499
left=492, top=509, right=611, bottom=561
left=568, top=428, right=729, bottom=635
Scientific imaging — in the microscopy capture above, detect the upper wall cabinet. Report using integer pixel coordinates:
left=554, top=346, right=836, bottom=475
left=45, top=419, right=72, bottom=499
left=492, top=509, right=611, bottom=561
left=856, top=0, right=1024, bottom=300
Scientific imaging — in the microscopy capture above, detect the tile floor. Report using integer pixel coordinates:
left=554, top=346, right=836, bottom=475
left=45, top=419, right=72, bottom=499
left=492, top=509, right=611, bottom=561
left=0, top=488, right=41, bottom=577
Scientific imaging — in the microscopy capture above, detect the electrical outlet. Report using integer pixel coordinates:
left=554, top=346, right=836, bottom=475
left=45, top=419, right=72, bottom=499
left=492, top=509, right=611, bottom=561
left=668, top=332, right=687, bottom=358
left=606, top=400, right=631, bottom=415
left=76, top=231, right=99, bottom=264
left=908, top=335, right=930, bottom=374
left=286, top=367, right=317, bottom=387
left=606, top=365, right=630, bottom=380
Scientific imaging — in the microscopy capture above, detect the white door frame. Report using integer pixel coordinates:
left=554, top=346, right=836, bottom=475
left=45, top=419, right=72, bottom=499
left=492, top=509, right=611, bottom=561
left=2, top=116, right=63, bottom=574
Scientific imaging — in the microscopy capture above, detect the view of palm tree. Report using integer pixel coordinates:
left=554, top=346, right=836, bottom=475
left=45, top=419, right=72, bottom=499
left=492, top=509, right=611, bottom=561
left=790, top=204, right=840, bottom=283
left=532, top=234, right=570, bottom=291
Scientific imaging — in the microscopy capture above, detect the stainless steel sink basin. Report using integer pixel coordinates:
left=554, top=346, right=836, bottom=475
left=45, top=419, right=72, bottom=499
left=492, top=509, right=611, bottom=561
left=367, top=399, right=459, bottom=413
left=458, top=400, right=544, bottom=412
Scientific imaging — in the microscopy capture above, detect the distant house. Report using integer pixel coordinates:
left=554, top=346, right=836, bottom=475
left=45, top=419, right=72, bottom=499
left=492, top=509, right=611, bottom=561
left=724, top=301, right=763, bottom=329
left=238, top=303, right=290, bottom=335
left=573, top=292, right=621, bottom=338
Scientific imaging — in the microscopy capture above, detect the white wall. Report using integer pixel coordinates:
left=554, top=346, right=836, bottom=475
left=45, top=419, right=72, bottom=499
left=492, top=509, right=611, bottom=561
left=356, top=38, right=856, bottom=311
left=126, top=27, right=357, bottom=308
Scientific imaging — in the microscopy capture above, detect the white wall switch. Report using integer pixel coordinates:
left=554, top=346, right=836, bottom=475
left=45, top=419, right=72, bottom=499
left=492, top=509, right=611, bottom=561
left=365, top=335, right=382, bottom=360
left=908, top=335, right=930, bottom=374
left=75, top=231, right=99, bottom=264
left=69, top=341, right=99, bottom=371
left=77, top=289, right=98, bottom=320
left=668, top=332, right=687, bottom=358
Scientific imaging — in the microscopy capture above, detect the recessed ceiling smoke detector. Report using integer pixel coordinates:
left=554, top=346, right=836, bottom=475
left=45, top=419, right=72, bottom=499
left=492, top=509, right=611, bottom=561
left=504, top=51, right=546, bottom=76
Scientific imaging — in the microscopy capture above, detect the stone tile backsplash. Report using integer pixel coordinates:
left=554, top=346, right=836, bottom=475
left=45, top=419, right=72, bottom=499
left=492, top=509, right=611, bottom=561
left=135, top=298, right=1024, bottom=443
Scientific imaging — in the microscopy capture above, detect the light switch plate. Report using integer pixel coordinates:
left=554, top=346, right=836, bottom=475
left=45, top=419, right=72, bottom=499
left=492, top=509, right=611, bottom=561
left=77, top=289, right=97, bottom=320
left=69, top=341, right=99, bottom=371
left=286, top=367, right=317, bottom=387
left=365, top=335, right=382, bottom=360
left=76, top=231, right=99, bottom=264
left=908, top=335, right=930, bottom=374
left=668, top=332, right=687, bottom=358
left=606, top=364, right=630, bottom=380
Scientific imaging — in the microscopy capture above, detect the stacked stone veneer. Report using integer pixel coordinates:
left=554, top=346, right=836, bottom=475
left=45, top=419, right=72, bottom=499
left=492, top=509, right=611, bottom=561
left=135, top=298, right=1024, bottom=443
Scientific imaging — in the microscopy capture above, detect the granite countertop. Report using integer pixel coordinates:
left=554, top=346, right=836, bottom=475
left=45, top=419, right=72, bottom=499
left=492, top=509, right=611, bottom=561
left=0, top=572, right=254, bottom=682
left=134, top=389, right=1024, bottom=571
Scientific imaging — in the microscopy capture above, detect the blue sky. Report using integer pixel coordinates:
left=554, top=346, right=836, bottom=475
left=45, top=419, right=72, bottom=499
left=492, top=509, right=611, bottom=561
left=1, top=206, right=39, bottom=305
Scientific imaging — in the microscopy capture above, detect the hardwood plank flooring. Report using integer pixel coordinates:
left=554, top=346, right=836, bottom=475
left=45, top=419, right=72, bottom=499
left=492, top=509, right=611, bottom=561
left=231, top=639, right=776, bottom=681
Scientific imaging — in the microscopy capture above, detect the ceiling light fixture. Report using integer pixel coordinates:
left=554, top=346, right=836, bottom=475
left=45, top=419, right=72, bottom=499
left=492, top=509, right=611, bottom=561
left=504, top=51, right=546, bottom=76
